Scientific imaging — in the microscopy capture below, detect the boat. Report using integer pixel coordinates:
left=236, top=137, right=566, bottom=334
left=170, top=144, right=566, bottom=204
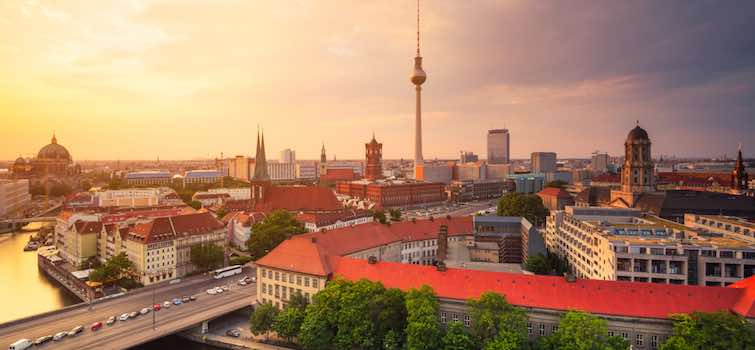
left=24, top=241, right=40, bottom=251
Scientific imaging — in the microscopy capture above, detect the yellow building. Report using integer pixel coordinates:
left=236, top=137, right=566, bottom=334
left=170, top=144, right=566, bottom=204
left=60, top=221, right=102, bottom=267
left=255, top=238, right=328, bottom=308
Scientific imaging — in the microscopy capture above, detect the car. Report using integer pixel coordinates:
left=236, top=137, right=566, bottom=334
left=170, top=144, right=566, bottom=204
left=182, top=296, right=190, bottom=303
left=53, top=332, right=68, bottom=341
left=215, top=287, right=224, bottom=294
left=163, top=301, right=171, bottom=308
left=106, top=316, right=116, bottom=326
left=153, top=303, right=161, bottom=311
left=91, top=322, right=103, bottom=331
left=9, top=339, right=33, bottom=350
left=33, top=335, right=53, bottom=345
left=239, top=280, right=247, bottom=286
left=140, top=307, right=151, bottom=315
left=226, top=329, right=241, bottom=337
left=207, top=288, right=217, bottom=295
left=119, top=313, right=130, bottom=321
left=68, top=325, right=84, bottom=337
left=189, top=295, right=197, bottom=301
left=251, top=276, right=256, bottom=283
left=172, top=298, right=182, bottom=305
left=129, top=311, right=138, bottom=318
left=221, top=285, right=230, bottom=291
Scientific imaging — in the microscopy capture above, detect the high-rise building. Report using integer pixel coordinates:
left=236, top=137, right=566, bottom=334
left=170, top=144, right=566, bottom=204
left=591, top=152, right=610, bottom=173
left=487, top=129, right=510, bottom=164
left=280, top=149, right=296, bottom=163
left=531, top=152, right=557, bottom=173
left=365, top=134, right=383, bottom=180
left=459, top=151, right=478, bottom=163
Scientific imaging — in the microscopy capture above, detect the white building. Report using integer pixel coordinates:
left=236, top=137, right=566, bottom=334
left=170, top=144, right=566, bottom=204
left=267, top=162, right=296, bottom=181
left=0, top=179, right=30, bottom=217
left=326, top=161, right=364, bottom=177
left=95, top=188, right=161, bottom=208
left=209, top=187, right=251, bottom=201
left=183, top=169, right=222, bottom=186
left=591, top=153, right=610, bottom=173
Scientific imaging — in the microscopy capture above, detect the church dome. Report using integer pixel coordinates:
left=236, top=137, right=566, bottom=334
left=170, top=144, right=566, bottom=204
left=627, top=125, right=649, bottom=141
left=37, top=134, right=72, bottom=161
left=14, top=157, right=27, bottom=165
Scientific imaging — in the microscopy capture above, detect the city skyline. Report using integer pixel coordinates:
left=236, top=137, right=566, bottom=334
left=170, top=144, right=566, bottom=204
left=2, top=1, right=755, bottom=160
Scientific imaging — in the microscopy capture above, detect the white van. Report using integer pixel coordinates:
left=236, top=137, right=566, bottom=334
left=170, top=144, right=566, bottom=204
left=9, top=339, right=32, bottom=350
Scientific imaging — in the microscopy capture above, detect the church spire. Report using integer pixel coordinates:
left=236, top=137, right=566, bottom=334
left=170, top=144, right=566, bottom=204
left=253, top=126, right=269, bottom=180
left=51, top=132, right=57, bottom=144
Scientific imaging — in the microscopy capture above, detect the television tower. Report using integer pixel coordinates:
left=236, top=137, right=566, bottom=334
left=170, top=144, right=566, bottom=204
left=410, top=0, right=427, bottom=175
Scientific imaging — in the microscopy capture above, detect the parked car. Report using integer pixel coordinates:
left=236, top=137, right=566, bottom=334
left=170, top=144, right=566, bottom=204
left=53, top=332, right=67, bottom=341
left=182, top=296, right=190, bottom=303
left=172, top=298, right=182, bottom=305
left=129, top=311, right=138, bottom=318
left=119, top=313, right=130, bottom=321
left=163, top=301, right=171, bottom=308
left=153, top=303, right=161, bottom=311
left=33, top=335, right=52, bottom=346
left=226, top=329, right=241, bottom=337
left=221, top=285, right=230, bottom=291
left=67, top=325, right=84, bottom=336
left=91, top=322, right=103, bottom=331
left=238, top=280, right=247, bottom=286
left=189, top=295, right=197, bottom=301
left=207, top=288, right=217, bottom=295
left=140, top=307, right=150, bottom=315
left=106, top=316, right=116, bottom=326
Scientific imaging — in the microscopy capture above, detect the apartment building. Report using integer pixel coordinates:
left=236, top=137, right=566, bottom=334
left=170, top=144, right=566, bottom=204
left=95, top=188, right=161, bottom=208
left=0, top=179, right=30, bottom=217
left=125, top=171, right=172, bottom=186
left=545, top=207, right=755, bottom=286
left=684, top=214, right=755, bottom=243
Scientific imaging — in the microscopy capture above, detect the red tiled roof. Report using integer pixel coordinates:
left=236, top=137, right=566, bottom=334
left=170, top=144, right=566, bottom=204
left=222, top=211, right=267, bottom=227
left=591, top=173, right=620, bottom=183
left=252, top=186, right=342, bottom=212
left=332, top=257, right=755, bottom=320
left=537, top=187, right=572, bottom=199
left=295, top=216, right=472, bottom=256
left=255, top=238, right=331, bottom=276
left=74, top=221, right=103, bottom=234
left=127, top=211, right=224, bottom=244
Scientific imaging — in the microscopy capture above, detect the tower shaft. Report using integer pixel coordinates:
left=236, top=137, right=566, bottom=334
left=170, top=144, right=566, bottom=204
left=415, top=85, right=423, bottom=166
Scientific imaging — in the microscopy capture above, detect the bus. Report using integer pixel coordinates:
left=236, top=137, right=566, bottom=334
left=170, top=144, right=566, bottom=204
left=213, top=265, right=243, bottom=279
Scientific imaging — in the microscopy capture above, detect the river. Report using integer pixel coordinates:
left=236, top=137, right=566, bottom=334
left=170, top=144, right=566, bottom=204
left=0, top=223, right=220, bottom=349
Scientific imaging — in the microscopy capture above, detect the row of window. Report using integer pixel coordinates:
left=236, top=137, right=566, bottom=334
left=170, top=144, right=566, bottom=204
left=261, top=282, right=312, bottom=302
left=260, top=268, right=320, bottom=288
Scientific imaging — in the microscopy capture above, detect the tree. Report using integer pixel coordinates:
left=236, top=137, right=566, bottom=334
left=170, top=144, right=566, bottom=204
left=188, top=200, right=202, bottom=210
left=300, top=279, right=351, bottom=350
left=539, top=311, right=628, bottom=350
left=246, top=210, right=307, bottom=260
left=468, top=292, right=527, bottom=349
left=273, top=299, right=307, bottom=343
left=525, top=252, right=569, bottom=275
left=660, top=311, right=755, bottom=350
left=373, top=210, right=388, bottom=224
left=496, top=192, right=548, bottom=225
left=216, top=207, right=228, bottom=219
left=544, top=180, right=568, bottom=189
left=388, top=209, right=402, bottom=221
left=190, top=243, right=224, bottom=271
left=50, top=182, right=73, bottom=197
left=405, top=285, right=442, bottom=350
left=89, top=252, right=134, bottom=285
left=250, top=301, right=279, bottom=341
left=443, top=321, right=476, bottom=350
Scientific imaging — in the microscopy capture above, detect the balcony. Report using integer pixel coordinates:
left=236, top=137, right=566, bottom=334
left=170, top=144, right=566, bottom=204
left=705, top=263, right=721, bottom=277
left=651, top=260, right=667, bottom=274
left=724, top=264, right=740, bottom=278
left=669, top=261, right=684, bottom=275
left=617, top=258, right=631, bottom=272
left=633, top=259, right=648, bottom=273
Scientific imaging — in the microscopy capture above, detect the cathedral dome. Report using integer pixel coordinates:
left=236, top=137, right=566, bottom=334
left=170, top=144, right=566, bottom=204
left=14, top=157, right=27, bottom=165
left=37, top=134, right=72, bottom=161
left=627, top=125, right=649, bottom=141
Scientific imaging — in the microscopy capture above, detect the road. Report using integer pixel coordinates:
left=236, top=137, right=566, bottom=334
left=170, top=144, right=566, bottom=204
left=0, top=268, right=256, bottom=350
left=404, top=200, right=497, bottom=219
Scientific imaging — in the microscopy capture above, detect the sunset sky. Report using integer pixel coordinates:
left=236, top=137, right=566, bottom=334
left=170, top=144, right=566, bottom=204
left=1, top=1, right=754, bottom=161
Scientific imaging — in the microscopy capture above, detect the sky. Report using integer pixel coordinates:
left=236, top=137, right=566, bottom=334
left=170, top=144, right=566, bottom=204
left=1, top=1, right=754, bottom=161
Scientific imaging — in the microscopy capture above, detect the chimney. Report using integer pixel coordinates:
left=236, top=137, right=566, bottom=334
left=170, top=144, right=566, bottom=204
left=429, top=216, right=434, bottom=222
left=436, top=261, right=447, bottom=272
left=368, top=256, right=378, bottom=264
left=564, top=273, right=576, bottom=283
left=436, top=224, right=448, bottom=262
left=411, top=217, right=417, bottom=223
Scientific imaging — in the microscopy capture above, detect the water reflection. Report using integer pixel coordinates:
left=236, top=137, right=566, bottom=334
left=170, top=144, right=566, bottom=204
left=0, top=223, right=80, bottom=324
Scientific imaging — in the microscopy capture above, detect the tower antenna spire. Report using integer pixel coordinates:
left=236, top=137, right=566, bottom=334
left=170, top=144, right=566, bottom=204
left=416, top=0, right=421, bottom=57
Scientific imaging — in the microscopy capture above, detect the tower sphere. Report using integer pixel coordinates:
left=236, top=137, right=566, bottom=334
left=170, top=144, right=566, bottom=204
left=411, top=67, right=426, bottom=85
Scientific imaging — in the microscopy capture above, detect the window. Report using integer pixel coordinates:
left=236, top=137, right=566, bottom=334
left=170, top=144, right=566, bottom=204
left=312, top=278, right=319, bottom=288
left=551, top=325, right=558, bottom=333
left=274, top=284, right=279, bottom=297
left=621, top=332, right=628, bottom=340
left=275, top=271, right=280, bottom=281
left=608, top=331, right=614, bottom=337
left=651, top=335, right=658, bottom=348
left=452, top=313, right=459, bottom=322
left=297, top=275, right=302, bottom=285
left=636, top=334, right=643, bottom=346
left=289, top=274, right=294, bottom=283
left=527, top=322, right=532, bottom=335
left=304, top=277, right=310, bottom=287
left=440, top=312, right=447, bottom=324
left=539, top=324, right=545, bottom=336
left=464, top=315, right=471, bottom=327
left=282, top=272, right=287, bottom=282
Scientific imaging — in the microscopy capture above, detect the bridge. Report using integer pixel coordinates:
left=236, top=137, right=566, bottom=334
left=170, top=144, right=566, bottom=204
left=0, top=216, right=57, bottom=224
left=0, top=268, right=256, bottom=350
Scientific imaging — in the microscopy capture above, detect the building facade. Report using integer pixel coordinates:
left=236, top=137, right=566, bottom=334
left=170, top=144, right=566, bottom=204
left=183, top=170, right=222, bottom=186
left=0, top=179, right=30, bottom=217
left=610, top=124, right=655, bottom=207
left=336, top=179, right=445, bottom=208
left=531, top=152, right=557, bottom=173
left=365, top=135, right=383, bottom=180
left=125, top=171, right=172, bottom=186
left=280, top=149, right=296, bottom=164
left=267, top=162, right=296, bottom=181
left=487, top=129, right=510, bottom=164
